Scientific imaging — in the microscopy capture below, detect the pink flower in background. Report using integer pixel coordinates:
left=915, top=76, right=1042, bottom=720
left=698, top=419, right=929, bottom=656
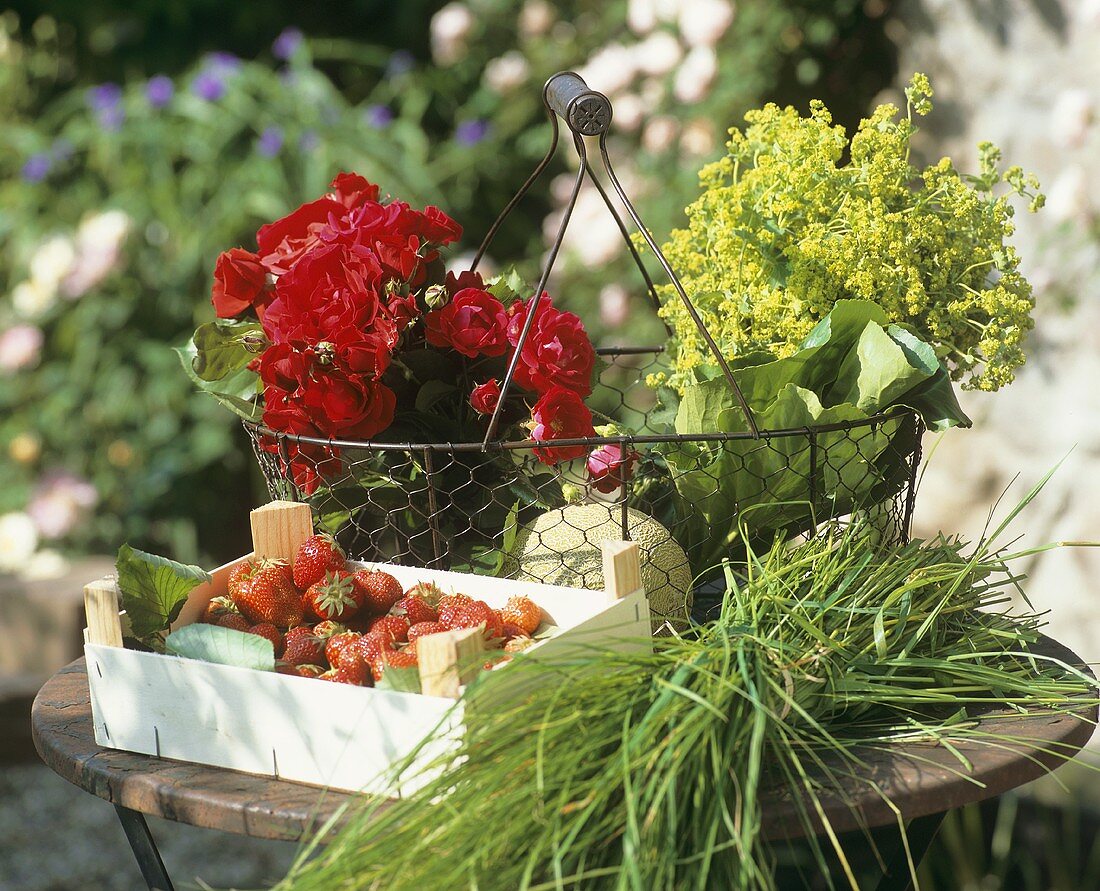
left=586, top=443, right=641, bottom=493
left=0, top=325, right=45, bottom=372
left=27, top=470, right=99, bottom=539
left=61, top=210, right=131, bottom=298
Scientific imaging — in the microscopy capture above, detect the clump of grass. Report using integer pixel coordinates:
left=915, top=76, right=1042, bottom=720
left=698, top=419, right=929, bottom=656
left=276, top=477, right=1097, bottom=890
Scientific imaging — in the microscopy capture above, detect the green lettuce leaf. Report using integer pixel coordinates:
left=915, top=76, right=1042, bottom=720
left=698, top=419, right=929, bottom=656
left=115, top=544, right=211, bottom=642
left=165, top=624, right=274, bottom=671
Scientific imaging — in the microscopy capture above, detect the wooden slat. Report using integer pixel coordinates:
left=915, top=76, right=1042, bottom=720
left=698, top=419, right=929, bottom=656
left=83, top=577, right=123, bottom=648
left=418, top=628, right=484, bottom=698
left=249, top=501, right=313, bottom=561
left=602, top=540, right=643, bottom=603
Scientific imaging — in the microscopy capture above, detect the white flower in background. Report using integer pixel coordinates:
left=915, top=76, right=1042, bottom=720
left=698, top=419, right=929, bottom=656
left=549, top=189, right=624, bottom=267
left=627, top=0, right=659, bottom=35
left=27, top=470, right=99, bottom=540
left=0, top=324, right=45, bottom=372
left=614, top=93, right=646, bottom=132
left=577, top=43, right=637, bottom=98
left=518, top=0, right=555, bottom=38
left=29, top=235, right=76, bottom=296
left=634, top=31, right=683, bottom=76
left=484, top=51, right=530, bottom=94
left=0, top=30, right=10, bottom=62
left=678, top=0, right=736, bottom=47
left=22, top=549, right=68, bottom=581
left=642, top=115, right=680, bottom=153
left=61, top=210, right=131, bottom=298
left=1045, top=165, right=1091, bottom=224
left=1050, top=89, right=1094, bottom=149
left=11, top=280, right=55, bottom=319
left=0, top=512, right=38, bottom=573
left=681, top=118, right=717, bottom=156
left=654, top=0, right=680, bottom=23
left=673, top=46, right=718, bottom=104
left=640, top=76, right=666, bottom=106
left=599, top=283, right=631, bottom=327
left=431, top=2, right=475, bottom=67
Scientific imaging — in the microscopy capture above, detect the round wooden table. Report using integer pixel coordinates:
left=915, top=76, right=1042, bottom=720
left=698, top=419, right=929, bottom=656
left=33, top=639, right=1097, bottom=891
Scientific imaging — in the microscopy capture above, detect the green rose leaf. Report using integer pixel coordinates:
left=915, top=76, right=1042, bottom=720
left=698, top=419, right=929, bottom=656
left=175, top=339, right=262, bottom=422
left=165, top=624, right=274, bottom=672
left=190, top=318, right=264, bottom=382
left=115, top=544, right=211, bottom=641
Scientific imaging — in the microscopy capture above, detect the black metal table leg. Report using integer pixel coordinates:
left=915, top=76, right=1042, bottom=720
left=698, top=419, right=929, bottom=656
left=873, top=811, right=946, bottom=891
left=115, top=805, right=176, bottom=891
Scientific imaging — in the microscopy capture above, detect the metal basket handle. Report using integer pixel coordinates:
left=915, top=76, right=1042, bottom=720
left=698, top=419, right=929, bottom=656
left=477, top=71, right=760, bottom=445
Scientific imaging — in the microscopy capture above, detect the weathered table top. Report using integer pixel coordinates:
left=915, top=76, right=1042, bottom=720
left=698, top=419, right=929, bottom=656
left=32, top=639, right=1096, bottom=843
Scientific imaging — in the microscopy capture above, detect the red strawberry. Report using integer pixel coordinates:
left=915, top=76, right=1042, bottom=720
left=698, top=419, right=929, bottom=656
left=248, top=623, right=284, bottom=657
left=407, top=621, right=447, bottom=650
left=450, top=600, right=504, bottom=640
left=404, top=580, right=445, bottom=604
left=343, top=612, right=376, bottom=633
left=305, top=570, right=363, bottom=622
left=500, top=595, right=542, bottom=636
left=371, top=647, right=418, bottom=682
left=234, top=559, right=303, bottom=628
left=294, top=663, right=326, bottom=679
left=319, top=664, right=370, bottom=685
left=352, top=569, right=404, bottom=615
left=311, top=619, right=348, bottom=641
left=283, top=626, right=325, bottom=666
left=216, top=612, right=251, bottom=633
left=203, top=595, right=238, bottom=624
left=293, top=534, right=346, bottom=590
left=356, top=631, right=396, bottom=666
left=227, top=562, right=252, bottom=599
left=369, top=615, right=410, bottom=644
left=395, top=594, right=439, bottom=626
left=500, top=621, right=526, bottom=640
left=325, top=631, right=362, bottom=668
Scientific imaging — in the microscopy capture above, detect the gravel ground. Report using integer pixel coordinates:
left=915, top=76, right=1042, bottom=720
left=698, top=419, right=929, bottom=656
left=0, top=764, right=299, bottom=891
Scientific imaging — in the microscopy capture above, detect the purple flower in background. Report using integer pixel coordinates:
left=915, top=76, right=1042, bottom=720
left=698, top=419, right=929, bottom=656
left=146, top=75, right=175, bottom=108
left=86, top=82, right=125, bottom=130
left=272, top=27, right=303, bottom=60
left=257, top=126, right=284, bottom=157
left=21, top=154, right=51, bottom=182
left=298, top=130, right=320, bottom=153
left=386, top=50, right=415, bottom=77
left=365, top=104, right=394, bottom=128
left=204, top=52, right=241, bottom=72
left=192, top=70, right=227, bottom=102
left=455, top=118, right=490, bottom=146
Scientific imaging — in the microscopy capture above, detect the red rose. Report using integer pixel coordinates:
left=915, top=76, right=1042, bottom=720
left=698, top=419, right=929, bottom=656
left=445, top=269, right=484, bottom=295
left=470, top=379, right=501, bottom=415
left=424, top=288, right=508, bottom=358
left=507, top=294, right=595, bottom=396
left=387, top=292, right=420, bottom=332
left=329, top=172, right=380, bottom=208
left=256, top=197, right=346, bottom=275
left=586, top=443, right=641, bottom=493
left=259, top=388, right=341, bottom=495
left=530, top=386, right=595, bottom=465
left=418, top=206, right=463, bottom=245
left=211, top=248, right=270, bottom=318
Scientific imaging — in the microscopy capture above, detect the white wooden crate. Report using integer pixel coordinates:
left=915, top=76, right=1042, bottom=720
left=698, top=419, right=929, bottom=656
left=83, top=501, right=651, bottom=797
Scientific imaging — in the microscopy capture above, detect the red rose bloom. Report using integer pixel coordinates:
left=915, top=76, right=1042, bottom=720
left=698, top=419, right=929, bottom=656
left=586, top=443, right=641, bottom=493
left=470, top=379, right=501, bottom=415
left=255, top=197, right=346, bottom=275
left=329, top=172, right=380, bottom=208
left=211, top=248, right=270, bottom=318
left=507, top=294, right=595, bottom=396
left=530, top=386, right=596, bottom=465
left=445, top=269, right=484, bottom=295
left=424, top=288, right=508, bottom=358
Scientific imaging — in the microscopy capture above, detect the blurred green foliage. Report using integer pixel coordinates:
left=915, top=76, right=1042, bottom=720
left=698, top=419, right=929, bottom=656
left=0, top=1, right=896, bottom=564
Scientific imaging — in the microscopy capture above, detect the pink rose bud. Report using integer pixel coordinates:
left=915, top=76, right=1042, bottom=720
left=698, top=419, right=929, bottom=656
left=586, top=443, right=640, bottom=493
left=470, top=378, right=502, bottom=415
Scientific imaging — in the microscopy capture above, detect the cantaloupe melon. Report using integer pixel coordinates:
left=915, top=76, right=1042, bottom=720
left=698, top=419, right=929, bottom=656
left=502, top=503, right=693, bottom=632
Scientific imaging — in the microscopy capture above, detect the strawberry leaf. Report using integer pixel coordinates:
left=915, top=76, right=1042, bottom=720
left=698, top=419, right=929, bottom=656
left=116, top=544, right=211, bottom=642
left=165, top=624, right=274, bottom=671
left=377, top=664, right=422, bottom=694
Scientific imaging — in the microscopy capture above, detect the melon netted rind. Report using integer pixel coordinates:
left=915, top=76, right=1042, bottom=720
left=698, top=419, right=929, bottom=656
left=502, top=504, right=693, bottom=633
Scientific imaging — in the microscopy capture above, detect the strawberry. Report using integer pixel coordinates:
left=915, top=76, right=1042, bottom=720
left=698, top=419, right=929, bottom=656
left=203, top=595, right=238, bottom=624
left=293, top=533, right=346, bottom=590
left=356, top=631, right=396, bottom=665
left=371, top=647, right=418, bottom=682
left=233, top=559, right=303, bottom=628
left=294, top=663, right=326, bottom=679
left=283, top=626, right=326, bottom=666
left=325, top=631, right=362, bottom=668
left=500, top=595, right=542, bottom=636
left=450, top=600, right=504, bottom=640
left=438, top=592, right=474, bottom=628
left=305, top=570, right=363, bottom=622
left=343, top=612, right=376, bottom=633
left=407, top=621, right=447, bottom=651
left=248, top=623, right=284, bottom=657
left=227, top=562, right=252, bottom=600
left=217, top=612, right=251, bottom=633
left=352, top=569, right=404, bottom=615
left=319, top=664, right=370, bottom=685
left=404, top=580, right=445, bottom=604
left=394, top=593, right=439, bottom=626
left=311, top=619, right=348, bottom=641
left=500, top=622, right=526, bottom=640
left=369, top=615, right=410, bottom=644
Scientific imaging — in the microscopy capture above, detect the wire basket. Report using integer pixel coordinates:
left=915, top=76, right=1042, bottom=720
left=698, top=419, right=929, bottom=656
left=243, top=73, right=925, bottom=627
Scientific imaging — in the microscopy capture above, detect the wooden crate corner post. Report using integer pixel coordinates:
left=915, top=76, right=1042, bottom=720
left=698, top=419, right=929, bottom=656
left=84, top=577, right=123, bottom=648
left=602, top=540, right=644, bottom=603
left=418, top=628, right=484, bottom=698
left=249, top=500, right=314, bottom=562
